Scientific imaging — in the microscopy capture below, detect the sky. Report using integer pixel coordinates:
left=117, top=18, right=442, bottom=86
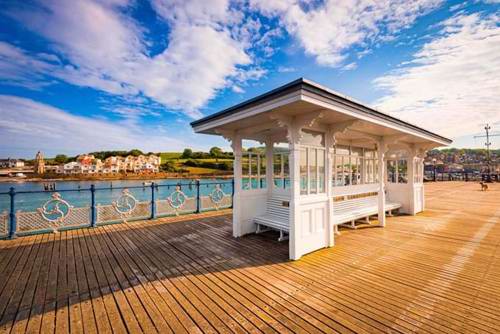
left=0, top=0, right=499, bottom=158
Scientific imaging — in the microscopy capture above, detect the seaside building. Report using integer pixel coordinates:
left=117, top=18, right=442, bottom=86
left=0, top=158, right=25, bottom=169
left=52, top=153, right=160, bottom=175
left=191, top=78, right=452, bottom=260
left=34, top=151, right=45, bottom=174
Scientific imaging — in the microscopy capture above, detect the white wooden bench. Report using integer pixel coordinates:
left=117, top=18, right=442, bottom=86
left=254, top=196, right=290, bottom=241
left=333, top=195, right=401, bottom=229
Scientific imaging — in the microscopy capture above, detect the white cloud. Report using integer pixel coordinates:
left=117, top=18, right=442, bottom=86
left=251, top=0, right=443, bottom=67
left=0, top=95, right=191, bottom=157
left=341, top=62, right=358, bottom=71
left=277, top=66, right=296, bottom=73
left=374, top=13, right=500, bottom=138
left=2, top=0, right=259, bottom=118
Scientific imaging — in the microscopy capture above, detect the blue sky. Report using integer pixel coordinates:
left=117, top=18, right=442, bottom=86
left=0, top=0, right=499, bottom=158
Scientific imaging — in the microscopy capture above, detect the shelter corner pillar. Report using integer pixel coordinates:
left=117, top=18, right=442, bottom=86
left=408, top=149, right=417, bottom=215
left=326, top=130, right=335, bottom=247
left=231, top=133, right=243, bottom=237
left=289, top=138, right=301, bottom=260
left=377, top=140, right=387, bottom=227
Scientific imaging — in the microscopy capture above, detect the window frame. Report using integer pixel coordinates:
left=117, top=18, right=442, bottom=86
left=332, top=145, right=378, bottom=187
left=299, top=130, right=326, bottom=196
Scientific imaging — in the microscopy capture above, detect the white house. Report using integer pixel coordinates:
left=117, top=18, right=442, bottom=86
left=191, top=78, right=451, bottom=260
left=0, top=159, right=24, bottom=168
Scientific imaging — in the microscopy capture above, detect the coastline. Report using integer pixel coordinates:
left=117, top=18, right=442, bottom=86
left=0, top=172, right=233, bottom=183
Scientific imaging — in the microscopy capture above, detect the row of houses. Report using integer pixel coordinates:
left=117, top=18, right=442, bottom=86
left=46, top=154, right=161, bottom=175
left=0, top=158, right=25, bottom=169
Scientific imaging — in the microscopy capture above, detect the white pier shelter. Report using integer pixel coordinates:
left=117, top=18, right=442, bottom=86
left=191, top=79, right=451, bottom=260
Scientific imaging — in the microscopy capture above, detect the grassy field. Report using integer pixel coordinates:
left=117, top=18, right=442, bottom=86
left=160, top=152, right=182, bottom=162
left=159, top=152, right=234, bottom=175
left=183, top=166, right=227, bottom=174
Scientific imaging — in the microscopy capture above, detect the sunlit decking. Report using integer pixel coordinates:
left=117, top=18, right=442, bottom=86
left=0, top=181, right=499, bottom=333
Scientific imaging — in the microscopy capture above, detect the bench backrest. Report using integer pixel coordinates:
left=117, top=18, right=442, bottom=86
left=267, top=196, right=290, bottom=220
left=333, top=195, right=378, bottom=213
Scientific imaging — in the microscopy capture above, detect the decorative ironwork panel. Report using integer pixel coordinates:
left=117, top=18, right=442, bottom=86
left=112, top=189, right=137, bottom=215
left=38, top=192, right=73, bottom=223
left=17, top=206, right=91, bottom=234
left=97, top=201, right=150, bottom=225
left=156, top=197, right=196, bottom=216
left=200, top=195, right=231, bottom=211
left=0, top=211, right=8, bottom=237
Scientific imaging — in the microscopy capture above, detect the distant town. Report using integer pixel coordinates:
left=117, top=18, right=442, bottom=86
left=0, top=147, right=498, bottom=181
left=424, top=148, right=499, bottom=174
left=0, top=147, right=234, bottom=181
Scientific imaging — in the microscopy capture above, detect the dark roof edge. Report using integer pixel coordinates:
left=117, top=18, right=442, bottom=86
left=191, top=78, right=452, bottom=144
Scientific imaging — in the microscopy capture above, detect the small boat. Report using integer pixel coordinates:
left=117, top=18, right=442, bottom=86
left=143, top=181, right=152, bottom=186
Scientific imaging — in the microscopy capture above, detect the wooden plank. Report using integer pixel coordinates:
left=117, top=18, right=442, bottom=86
left=65, top=229, right=84, bottom=334
left=0, top=235, right=43, bottom=333
left=0, top=234, right=45, bottom=334
left=24, top=233, right=56, bottom=334
left=79, top=228, right=129, bottom=334
left=75, top=228, right=112, bottom=333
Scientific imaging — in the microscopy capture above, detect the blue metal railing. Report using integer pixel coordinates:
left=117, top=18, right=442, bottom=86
left=0, top=180, right=234, bottom=239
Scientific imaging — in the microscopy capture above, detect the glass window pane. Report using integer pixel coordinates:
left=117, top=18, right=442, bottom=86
left=351, top=147, right=363, bottom=157
left=283, top=154, right=290, bottom=189
left=345, top=157, right=351, bottom=185
left=351, top=157, right=360, bottom=185
left=334, top=156, right=343, bottom=186
left=318, top=149, right=325, bottom=193
left=310, top=149, right=317, bottom=194
left=300, top=148, right=308, bottom=194
left=398, top=159, right=408, bottom=183
left=387, top=160, right=396, bottom=183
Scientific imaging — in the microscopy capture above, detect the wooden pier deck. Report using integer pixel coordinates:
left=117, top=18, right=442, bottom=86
left=0, top=182, right=499, bottom=333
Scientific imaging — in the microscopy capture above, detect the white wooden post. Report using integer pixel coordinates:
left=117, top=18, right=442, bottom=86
left=420, top=157, right=425, bottom=211
left=232, top=134, right=243, bottom=237
left=377, top=140, right=387, bottom=227
left=408, top=149, right=416, bottom=215
left=289, top=135, right=301, bottom=259
left=265, top=139, right=273, bottom=196
left=326, top=130, right=335, bottom=247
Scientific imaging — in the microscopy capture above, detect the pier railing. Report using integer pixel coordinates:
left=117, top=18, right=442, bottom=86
left=0, top=180, right=234, bottom=239
left=424, top=171, right=500, bottom=182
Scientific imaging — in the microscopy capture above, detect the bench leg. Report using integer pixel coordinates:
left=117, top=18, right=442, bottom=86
left=365, top=216, right=370, bottom=224
left=255, top=224, right=270, bottom=234
left=334, top=225, right=341, bottom=236
left=256, top=224, right=262, bottom=234
left=278, top=230, right=289, bottom=242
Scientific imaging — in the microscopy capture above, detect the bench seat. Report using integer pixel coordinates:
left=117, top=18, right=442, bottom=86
left=254, top=196, right=290, bottom=241
left=254, top=194, right=402, bottom=237
left=334, top=196, right=401, bottom=228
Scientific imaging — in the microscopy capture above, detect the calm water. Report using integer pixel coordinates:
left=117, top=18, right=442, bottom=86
left=0, top=178, right=233, bottom=212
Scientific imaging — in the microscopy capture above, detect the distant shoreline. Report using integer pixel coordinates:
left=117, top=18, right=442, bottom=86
left=0, top=173, right=233, bottom=183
